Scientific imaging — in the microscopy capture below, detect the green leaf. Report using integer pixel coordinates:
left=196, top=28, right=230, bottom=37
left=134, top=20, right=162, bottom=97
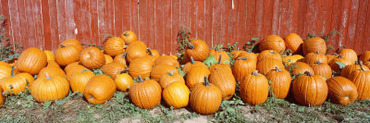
left=203, top=54, right=218, bottom=67
left=177, top=67, right=185, bottom=77
left=268, top=80, right=273, bottom=84
left=335, top=61, right=346, bottom=69
left=43, top=101, right=52, bottom=109
left=251, top=38, right=259, bottom=41
left=223, top=60, right=230, bottom=65
left=298, top=107, right=305, bottom=112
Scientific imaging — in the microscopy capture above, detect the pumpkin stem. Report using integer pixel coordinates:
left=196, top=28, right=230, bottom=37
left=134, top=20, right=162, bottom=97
left=354, top=61, right=358, bottom=65
left=218, top=54, right=222, bottom=64
left=239, top=57, right=247, bottom=61
left=304, top=71, right=312, bottom=76
left=338, top=54, right=343, bottom=58
left=314, top=51, right=319, bottom=54
left=124, top=32, right=129, bottom=36
left=252, top=70, right=258, bottom=75
left=147, top=48, right=153, bottom=56
left=168, top=69, right=175, bottom=76
left=60, top=45, right=65, bottom=48
left=137, top=75, right=144, bottom=82
left=10, top=67, right=15, bottom=77
left=274, top=66, right=281, bottom=72
left=119, top=70, right=128, bottom=74
left=269, top=50, right=275, bottom=54
left=45, top=72, right=51, bottom=80
left=203, top=76, right=210, bottom=87
left=359, top=61, right=366, bottom=71
left=187, top=42, right=194, bottom=49
left=190, top=56, right=195, bottom=64
left=81, top=69, right=89, bottom=73
left=289, top=53, right=292, bottom=56
left=122, top=52, right=127, bottom=58
left=315, top=60, right=321, bottom=65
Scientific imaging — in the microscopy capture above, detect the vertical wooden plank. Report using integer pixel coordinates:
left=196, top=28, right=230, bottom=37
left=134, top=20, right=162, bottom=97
left=189, top=0, right=197, bottom=38
left=90, top=0, right=99, bottom=45
left=196, top=0, right=205, bottom=41
left=32, top=0, right=45, bottom=48
left=322, top=0, right=334, bottom=36
left=289, top=0, right=299, bottom=34
left=236, top=0, right=247, bottom=46
left=155, top=0, right=164, bottom=54
left=279, top=0, right=289, bottom=37
left=74, top=0, right=92, bottom=45
left=41, top=0, right=52, bottom=50
left=131, top=0, right=139, bottom=35
left=138, top=0, right=147, bottom=42
left=297, top=0, right=307, bottom=37
left=180, top=0, right=190, bottom=29
left=97, top=0, right=107, bottom=44
left=203, top=0, right=213, bottom=45
left=255, top=0, right=264, bottom=38
left=24, top=0, right=36, bottom=48
left=271, top=0, right=280, bottom=35
left=17, top=0, right=29, bottom=49
left=337, top=0, right=352, bottom=48
left=353, top=0, right=368, bottom=53
left=262, top=0, right=273, bottom=38
left=147, top=0, right=156, bottom=50
left=48, top=0, right=59, bottom=50
left=228, top=0, right=240, bottom=44
left=8, top=0, right=22, bottom=49
left=114, top=0, right=123, bottom=35
left=105, top=0, right=115, bottom=39
left=171, top=0, right=180, bottom=53
left=212, top=0, right=222, bottom=46
left=313, top=0, right=323, bottom=36
left=303, top=0, right=317, bottom=36
left=330, top=0, right=342, bottom=48
left=65, top=0, right=76, bottom=40
left=246, top=0, right=256, bottom=40
left=345, top=0, right=359, bottom=51
left=163, top=0, right=172, bottom=54
left=220, top=0, right=230, bottom=45
left=56, top=0, right=66, bottom=41
left=361, top=2, right=370, bottom=52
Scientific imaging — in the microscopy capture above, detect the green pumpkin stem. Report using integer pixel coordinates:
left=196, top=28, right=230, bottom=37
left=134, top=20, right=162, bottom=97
left=359, top=61, right=366, bottom=71
left=190, top=57, right=195, bottom=64
left=252, top=70, right=258, bottom=75
left=315, top=60, right=321, bottom=65
left=218, top=54, right=222, bottom=64
left=147, top=48, right=153, bottom=56
left=203, top=76, right=210, bottom=87
left=122, top=52, right=127, bottom=58
left=10, top=67, right=15, bottom=77
left=45, top=72, right=51, bottom=80
left=274, top=66, right=281, bottom=72
left=81, top=69, right=89, bottom=74
left=124, top=32, right=129, bottom=36
left=239, top=57, right=247, bottom=61
left=187, top=42, right=194, bottom=49
left=120, top=70, right=129, bottom=74
left=304, top=71, right=312, bottom=76
left=168, top=69, right=176, bottom=76
left=314, top=51, right=319, bottom=54
left=60, top=45, right=65, bottom=48
left=338, top=54, right=343, bottom=58
left=137, top=75, right=144, bottom=82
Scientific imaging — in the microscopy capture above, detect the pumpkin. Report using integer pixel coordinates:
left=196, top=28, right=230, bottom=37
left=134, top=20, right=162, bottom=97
left=230, top=50, right=247, bottom=59
left=84, top=75, right=116, bottom=104
left=17, top=73, right=35, bottom=87
left=128, top=56, right=154, bottom=79
left=0, top=68, right=29, bottom=95
left=302, top=37, right=327, bottom=55
left=329, top=55, right=354, bottom=72
left=65, top=64, right=88, bottom=81
left=129, top=76, right=162, bottom=109
left=182, top=57, right=207, bottom=74
left=104, top=54, right=114, bottom=64
left=70, top=69, right=94, bottom=93
left=147, top=48, right=160, bottom=61
left=209, top=49, right=230, bottom=64
left=38, top=65, right=66, bottom=79
left=55, top=45, right=81, bottom=66
left=44, top=50, right=55, bottom=61
left=238, top=51, right=258, bottom=63
left=326, top=53, right=338, bottom=63
left=190, top=76, right=222, bottom=114
left=232, top=56, right=257, bottom=83
left=256, top=60, right=285, bottom=75
left=292, top=71, right=328, bottom=106
left=265, top=67, right=292, bottom=99
left=259, top=35, right=286, bottom=53
left=0, top=88, right=3, bottom=107
left=121, top=30, right=138, bottom=45
left=15, top=47, right=47, bottom=75
left=186, top=65, right=210, bottom=89
left=338, top=48, right=358, bottom=63
left=58, top=39, right=83, bottom=51
left=326, top=77, right=358, bottom=106
left=126, top=41, right=147, bottom=63
left=209, top=56, right=236, bottom=100
left=348, top=63, right=370, bottom=101
left=31, top=72, right=70, bottom=102
left=359, top=51, right=370, bottom=63
left=305, top=51, right=328, bottom=64
left=284, top=33, right=303, bottom=53
left=341, top=61, right=369, bottom=78
left=159, top=70, right=185, bottom=89
left=240, top=70, right=269, bottom=105
left=154, top=55, right=180, bottom=67
left=257, top=50, right=282, bottom=62
left=310, top=61, right=332, bottom=79
left=185, top=39, right=210, bottom=61
left=104, top=37, right=125, bottom=57
left=151, top=65, right=178, bottom=81
left=288, top=62, right=315, bottom=76
left=113, top=52, right=127, bottom=67
left=46, top=60, right=61, bottom=68
left=282, top=53, right=304, bottom=66
left=163, top=82, right=190, bottom=109
left=80, top=47, right=106, bottom=69
left=64, top=62, right=80, bottom=72
left=101, top=63, right=126, bottom=79
left=0, top=61, right=13, bottom=80
left=115, top=71, right=133, bottom=92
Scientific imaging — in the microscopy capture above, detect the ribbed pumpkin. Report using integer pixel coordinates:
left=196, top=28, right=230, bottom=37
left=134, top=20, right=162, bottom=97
left=38, top=65, right=66, bottom=79
left=230, top=50, right=247, bottom=59
left=154, top=55, right=180, bottom=67
left=209, top=56, right=236, bottom=100
left=147, top=48, right=160, bottom=61
left=64, top=62, right=80, bottom=72
left=104, top=37, right=125, bottom=57
left=258, top=50, right=282, bottom=62
left=185, top=39, right=210, bottom=61
left=55, top=45, right=81, bottom=66
left=256, top=60, right=285, bottom=75
left=302, top=37, right=327, bottom=55
left=326, top=77, right=358, bottom=106
left=126, top=41, right=147, bottom=63
left=58, top=39, right=83, bottom=51
left=329, top=55, right=354, bottom=72
left=338, top=48, right=358, bottom=63
left=115, top=71, right=133, bottom=92
left=0, top=61, right=13, bottom=80
left=17, top=73, right=35, bottom=87
left=305, top=51, right=328, bottom=64
left=30, top=73, right=70, bottom=102
left=46, top=60, right=61, bottom=68
left=326, top=53, right=338, bottom=63
left=282, top=53, right=304, bottom=66
left=101, top=63, right=126, bottom=79
left=359, top=51, right=370, bottom=63
left=186, top=65, right=210, bottom=89
left=310, top=61, right=332, bottom=79
left=70, top=69, right=94, bottom=93
left=341, top=61, right=369, bottom=78
left=348, top=63, right=370, bottom=101
left=0, top=88, right=3, bottom=107
left=159, top=70, right=185, bottom=89
left=259, top=35, right=286, bottom=53
left=80, top=47, right=106, bottom=69
left=128, top=56, right=154, bottom=79
left=266, top=67, right=292, bottom=99
left=65, top=64, right=88, bottom=81
left=15, top=47, right=47, bottom=75
left=190, top=77, right=222, bottom=115
left=0, top=68, right=29, bottom=95
left=129, top=76, right=162, bottom=109
left=232, top=56, right=257, bottom=83
left=288, top=62, right=315, bottom=76
left=238, top=51, right=258, bottom=63
left=292, top=71, right=328, bottom=106
left=182, top=57, right=207, bottom=74
left=104, top=54, right=114, bottom=64
left=121, top=30, right=138, bottom=45
left=151, top=65, right=178, bottom=81
left=84, top=75, right=116, bottom=104
left=44, top=50, right=55, bottom=61
left=113, top=53, right=127, bottom=67
left=163, top=82, right=190, bottom=109
left=240, top=70, right=269, bottom=105
left=284, top=33, right=303, bottom=53
left=209, top=49, right=230, bottom=65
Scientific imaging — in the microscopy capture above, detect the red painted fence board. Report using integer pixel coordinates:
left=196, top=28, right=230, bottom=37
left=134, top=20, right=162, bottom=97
left=0, top=0, right=369, bottom=54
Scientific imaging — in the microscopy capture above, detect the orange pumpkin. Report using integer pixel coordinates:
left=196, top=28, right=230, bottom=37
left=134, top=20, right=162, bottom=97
left=126, top=41, right=147, bottom=63
left=256, top=60, right=285, bottom=75
left=259, top=35, right=286, bottom=53
left=0, top=88, right=3, bottom=107
left=154, top=55, right=180, bottom=67
left=15, top=47, right=47, bottom=75
left=46, top=60, right=61, bottom=68
left=104, top=37, right=125, bottom=57
left=147, top=48, right=160, bottom=61
left=288, top=62, right=315, bottom=76
left=151, top=65, right=178, bottom=81
left=44, top=50, right=55, bottom=61
left=84, top=75, right=116, bottom=104
left=115, top=71, right=133, bottom=92
left=128, top=56, right=154, bottom=79
left=326, top=77, right=358, bottom=106
left=38, top=65, right=66, bottom=79
left=162, top=82, right=190, bottom=109
left=70, top=69, right=94, bottom=93
left=310, top=61, right=332, bottom=79
left=266, top=67, right=292, bottom=99
left=340, top=61, right=369, bottom=78
left=302, top=37, right=327, bottom=55
left=185, top=39, right=210, bottom=61
left=232, top=56, right=257, bottom=83
left=0, top=61, right=13, bottom=80
left=159, top=70, right=185, bottom=89
left=121, top=30, right=138, bottom=45
left=31, top=72, right=70, bottom=102
left=190, top=76, right=222, bottom=114
left=58, top=39, right=83, bottom=51
left=282, top=53, right=304, bottom=66
left=209, top=49, right=230, bottom=65
left=305, top=51, right=328, bottom=64
left=284, top=33, right=303, bottom=53
left=209, top=56, right=236, bottom=100
left=292, top=71, right=328, bottom=106
left=326, top=53, right=338, bottom=63
left=240, top=70, right=269, bottom=105
left=129, top=76, right=162, bottom=109
left=186, top=65, right=210, bottom=89
left=238, top=51, right=258, bottom=62
left=329, top=55, right=354, bottom=72
left=359, top=51, right=370, bottom=63
left=230, top=50, right=247, bottom=59
left=55, top=45, right=81, bottom=66
left=16, top=73, right=35, bottom=87
left=258, top=50, right=282, bottom=62
left=348, top=63, right=370, bottom=101
left=338, top=48, right=358, bottom=63
left=113, top=52, right=127, bottom=67
left=101, top=63, right=126, bottom=79
left=80, top=47, right=106, bottom=69
left=65, top=64, right=88, bottom=81
left=0, top=68, right=29, bottom=95
left=104, top=54, right=114, bottom=64
left=182, top=57, right=207, bottom=74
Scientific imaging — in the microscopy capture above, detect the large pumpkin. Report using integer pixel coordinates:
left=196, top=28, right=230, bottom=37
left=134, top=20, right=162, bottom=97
left=338, top=48, right=358, bottom=63
left=341, top=61, right=369, bottom=78
left=129, top=76, right=162, bottom=109
left=163, top=82, right=190, bottom=109
left=232, top=56, right=257, bottom=83
left=288, top=62, right=315, bottom=76
left=305, top=51, right=328, bottom=64
left=185, top=39, right=210, bottom=61
left=151, top=65, right=178, bottom=81
left=258, top=50, right=282, bottom=62
left=209, top=49, right=230, bottom=65
left=121, top=30, right=138, bottom=45
left=101, top=63, right=126, bottom=79
left=0, top=61, right=13, bottom=80
left=329, top=55, right=354, bottom=72
left=126, top=41, right=147, bottom=63
left=348, top=63, right=370, bottom=101
left=284, top=33, right=303, bottom=53
left=159, top=70, right=185, bottom=89
left=38, top=66, right=66, bottom=79
left=104, top=37, right=125, bottom=57
left=230, top=50, right=247, bottom=59
left=292, top=71, right=328, bottom=106
left=128, top=56, right=154, bottom=79
left=209, top=57, right=236, bottom=100
left=259, top=35, right=286, bottom=53
left=30, top=72, right=70, bottom=102
left=238, top=51, right=258, bottom=62
left=15, top=47, right=47, bottom=75
left=282, top=53, right=304, bottom=66
left=256, top=60, right=285, bottom=75
left=70, top=69, right=94, bottom=93
left=186, top=65, right=210, bottom=89
left=310, top=61, right=332, bottom=79
left=58, top=39, right=83, bottom=51
left=55, top=45, right=81, bottom=66
left=0, top=68, right=29, bottom=95
left=302, top=37, right=327, bottom=55
left=240, top=70, right=269, bottom=105
left=84, top=75, right=116, bottom=104
left=44, top=50, right=55, bottom=61
left=80, top=47, right=106, bottom=69
left=326, top=77, right=358, bottom=106
left=115, top=71, right=133, bottom=92
left=265, top=67, right=292, bottom=99
left=154, top=55, right=180, bottom=67
left=190, top=76, right=222, bottom=115
left=182, top=57, right=207, bottom=74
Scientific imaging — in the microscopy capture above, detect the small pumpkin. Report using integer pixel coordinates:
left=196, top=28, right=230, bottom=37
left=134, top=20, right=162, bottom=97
left=186, top=65, right=210, bottom=89
left=338, top=48, right=358, bottom=63
left=326, top=53, right=338, bottom=63
left=0, top=68, right=29, bottom=95
left=230, top=50, right=247, bottom=59
left=232, top=56, right=257, bottom=83
left=292, top=71, right=328, bottom=106
left=31, top=72, right=70, bottom=102
left=163, top=82, right=190, bottom=109
left=348, top=62, right=370, bottom=101
left=154, top=55, right=180, bottom=67
left=44, top=50, right=55, bottom=61
left=129, top=76, right=162, bottom=109
left=305, top=51, right=328, bottom=64
left=240, top=70, right=269, bottom=105
left=15, top=47, right=47, bottom=75
left=80, top=47, right=106, bottom=69
left=282, top=53, right=304, bottom=66
left=259, top=35, right=286, bottom=53
left=55, top=45, right=81, bottom=66
left=329, top=55, right=354, bottom=72
left=101, top=63, right=126, bottom=79
left=302, top=37, right=327, bottom=55
left=17, top=73, right=35, bottom=87
left=113, top=52, right=127, bottom=67
left=209, top=49, right=230, bottom=64
left=266, top=67, right=292, bottom=99
left=151, top=65, right=179, bottom=81
left=340, top=61, right=369, bottom=78
left=104, top=54, right=114, bottom=64
left=0, top=61, right=13, bottom=80
left=159, top=70, right=185, bottom=89
left=310, top=61, right=332, bottom=79
left=258, top=50, right=282, bottom=62
left=115, top=71, right=133, bottom=92
left=84, top=75, right=116, bottom=104
left=121, top=30, right=138, bottom=45
left=284, top=33, right=303, bottom=53
left=288, top=62, right=315, bottom=76
left=209, top=56, right=236, bottom=100
left=58, top=39, right=83, bottom=51
left=104, top=37, right=126, bottom=57
left=65, top=64, right=88, bottom=81
left=256, top=60, right=285, bottom=75
left=190, top=76, right=222, bottom=115
left=359, top=51, right=370, bottom=63
left=126, top=41, right=147, bottom=63
left=326, top=77, right=358, bottom=106
left=185, top=39, right=210, bottom=61
left=128, top=56, right=154, bottom=79
left=182, top=57, right=207, bottom=74
left=70, top=69, right=94, bottom=93
left=147, top=48, right=160, bottom=61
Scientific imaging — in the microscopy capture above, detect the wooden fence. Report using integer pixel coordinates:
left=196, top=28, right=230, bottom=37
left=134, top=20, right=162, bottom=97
left=0, top=0, right=369, bottom=54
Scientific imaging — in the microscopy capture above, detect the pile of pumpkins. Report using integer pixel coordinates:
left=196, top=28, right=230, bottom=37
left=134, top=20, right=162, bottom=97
left=0, top=31, right=369, bottom=115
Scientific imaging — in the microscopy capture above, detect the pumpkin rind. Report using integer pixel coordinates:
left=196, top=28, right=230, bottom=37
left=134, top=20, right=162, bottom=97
left=0, top=61, right=13, bottom=80
left=159, top=70, right=185, bottom=89
left=258, top=50, right=282, bottom=62
left=115, top=72, right=133, bottom=92
left=338, top=48, right=358, bottom=63
left=348, top=64, right=370, bottom=101
left=55, top=45, right=81, bottom=66
left=292, top=72, right=328, bottom=106
left=154, top=55, right=180, bottom=67
left=84, top=75, right=116, bottom=104
left=326, top=77, right=358, bottom=106
left=305, top=51, right=328, bottom=64
left=232, top=57, right=257, bottom=83
left=302, top=37, right=327, bottom=55
left=121, top=30, right=138, bottom=45
left=265, top=67, right=292, bottom=99
left=190, top=77, right=222, bottom=115
left=259, top=35, right=286, bottom=53
left=58, top=39, right=83, bottom=51
left=101, top=63, right=126, bottom=79
left=128, top=56, right=154, bottom=79
left=0, top=69, right=29, bottom=95
left=104, top=37, right=126, bottom=57
left=256, top=60, right=285, bottom=75
left=80, top=47, right=106, bottom=69
left=186, top=65, right=210, bottom=89
left=70, top=69, right=94, bottom=93
left=310, top=61, right=332, bottom=79
left=288, top=62, right=315, bottom=76
left=113, top=53, right=127, bottom=67
left=185, top=39, right=210, bottom=61
left=44, top=50, right=55, bottom=61
left=163, top=82, right=190, bottom=109
left=104, top=54, right=114, bottom=64
left=126, top=41, right=147, bottom=63
left=240, top=71, right=269, bottom=105
left=15, top=47, right=47, bottom=75
left=129, top=77, right=162, bottom=109
left=284, top=33, right=303, bottom=53
left=31, top=73, right=70, bottom=102
left=209, top=62, right=236, bottom=100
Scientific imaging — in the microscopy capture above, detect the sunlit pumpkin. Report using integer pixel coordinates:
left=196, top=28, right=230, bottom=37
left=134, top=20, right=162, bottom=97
left=113, top=52, right=127, bottom=67
left=338, top=48, right=358, bottom=63
left=104, top=54, right=114, bottom=64
left=292, top=71, right=328, bottom=106
left=258, top=50, right=282, bottom=62
left=232, top=56, right=257, bottom=83
left=0, top=68, right=29, bottom=95
left=302, top=37, right=327, bottom=55
left=240, top=70, right=269, bottom=105
left=15, top=47, right=47, bottom=75
left=55, top=45, right=81, bottom=66
left=282, top=53, right=304, bottom=66
left=305, top=51, right=328, bottom=64
left=182, top=57, right=207, bottom=74
left=80, top=47, right=106, bottom=69
left=101, top=63, right=126, bottom=79
left=348, top=62, right=370, bottom=101
left=70, top=69, right=94, bottom=93
left=209, top=56, right=236, bottom=100
left=31, top=72, right=70, bottom=102
left=163, top=82, right=190, bottom=109
left=84, top=75, right=116, bottom=104
left=58, top=39, right=83, bottom=51
left=326, top=77, right=358, bottom=106
left=129, top=76, right=162, bottom=109
left=190, top=76, right=222, bottom=114
left=126, top=41, right=147, bottom=63
left=44, top=50, right=55, bottom=61
left=121, top=30, right=138, bottom=45
left=104, top=37, right=126, bottom=57
left=128, top=56, right=154, bottom=79
left=284, top=33, right=303, bottom=53
left=265, top=67, right=291, bottom=99
left=185, top=39, right=210, bottom=61
left=259, top=35, right=286, bottom=53
left=115, top=71, right=133, bottom=92
left=186, top=65, right=210, bottom=89
left=310, top=61, right=332, bottom=79
left=159, top=70, right=185, bottom=89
